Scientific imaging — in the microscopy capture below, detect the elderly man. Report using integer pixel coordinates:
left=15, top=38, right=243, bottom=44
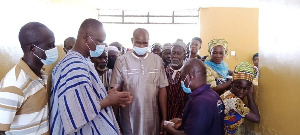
left=161, top=43, right=173, bottom=68
left=50, top=19, right=132, bottom=135
left=91, top=48, right=109, bottom=90
left=0, top=22, right=58, bottom=134
left=164, top=59, right=225, bottom=135
left=63, top=37, right=76, bottom=53
left=160, top=41, right=189, bottom=126
left=110, top=28, right=169, bottom=135
left=151, top=43, right=162, bottom=57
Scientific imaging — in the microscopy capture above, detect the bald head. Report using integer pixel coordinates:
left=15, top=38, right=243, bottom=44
left=78, top=19, right=104, bottom=38
left=64, top=37, right=76, bottom=53
left=181, top=58, right=207, bottom=83
left=74, top=19, right=106, bottom=57
left=19, top=22, right=53, bottom=52
left=133, top=28, right=149, bottom=39
left=131, top=28, right=149, bottom=49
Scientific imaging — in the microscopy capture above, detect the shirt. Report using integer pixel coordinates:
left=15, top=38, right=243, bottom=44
left=221, top=91, right=250, bottom=135
left=110, top=51, right=169, bottom=135
left=180, top=84, right=225, bottom=135
left=50, top=51, right=119, bottom=135
left=99, top=69, right=112, bottom=91
left=165, top=65, right=189, bottom=120
left=0, top=59, right=49, bottom=135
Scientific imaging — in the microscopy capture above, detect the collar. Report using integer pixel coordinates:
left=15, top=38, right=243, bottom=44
left=189, top=84, right=211, bottom=98
left=18, top=58, right=47, bottom=81
left=170, top=65, right=183, bottom=72
left=131, top=51, right=148, bottom=59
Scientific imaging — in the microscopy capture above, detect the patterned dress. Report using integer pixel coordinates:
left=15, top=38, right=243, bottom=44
left=221, top=91, right=250, bottom=135
left=165, top=65, right=189, bottom=120
left=205, top=61, right=229, bottom=88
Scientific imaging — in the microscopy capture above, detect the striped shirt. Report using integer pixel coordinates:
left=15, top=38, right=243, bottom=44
left=0, top=59, right=49, bottom=135
left=50, top=51, right=119, bottom=135
left=165, top=65, right=189, bottom=120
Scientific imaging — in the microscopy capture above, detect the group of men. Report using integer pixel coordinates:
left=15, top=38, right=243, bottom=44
left=0, top=18, right=259, bottom=135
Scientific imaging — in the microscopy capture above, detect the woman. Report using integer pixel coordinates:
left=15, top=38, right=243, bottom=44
left=205, top=39, right=232, bottom=94
left=221, top=62, right=260, bottom=135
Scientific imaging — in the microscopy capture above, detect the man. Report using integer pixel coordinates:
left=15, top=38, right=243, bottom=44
left=63, top=37, right=76, bottom=53
left=91, top=48, right=109, bottom=90
left=161, top=43, right=172, bottom=68
left=50, top=19, right=132, bottom=135
left=160, top=41, right=189, bottom=124
left=0, top=22, right=58, bottom=134
left=164, top=59, right=225, bottom=135
left=221, top=62, right=260, bottom=135
left=107, top=46, right=120, bottom=70
left=188, top=37, right=207, bottom=61
left=110, top=28, right=169, bottom=135
left=110, top=42, right=123, bottom=55
left=253, top=53, right=259, bottom=68
left=151, top=43, right=162, bottom=57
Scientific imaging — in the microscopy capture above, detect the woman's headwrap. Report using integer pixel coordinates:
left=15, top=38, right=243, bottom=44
left=208, top=39, right=228, bottom=54
left=233, top=62, right=259, bottom=82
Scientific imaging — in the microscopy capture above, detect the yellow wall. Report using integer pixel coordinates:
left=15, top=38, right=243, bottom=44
left=257, top=1, right=300, bottom=134
left=199, top=7, right=259, bottom=70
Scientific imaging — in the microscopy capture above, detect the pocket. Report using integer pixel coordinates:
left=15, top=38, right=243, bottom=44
left=123, top=69, right=139, bottom=84
left=147, top=68, right=159, bottom=84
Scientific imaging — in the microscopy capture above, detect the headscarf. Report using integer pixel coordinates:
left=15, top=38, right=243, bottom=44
left=233, top=62, right=259, bottom=82
left=172, top=41, right=187, bottom=52
left=208, top=39, right=228, bottom=54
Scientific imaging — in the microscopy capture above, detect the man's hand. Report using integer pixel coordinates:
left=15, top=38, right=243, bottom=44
left=106, top=85, right=133, bottom=107
left=170, top=118, right=182, bottom=129
left=164, top=123, right=175, bottom=133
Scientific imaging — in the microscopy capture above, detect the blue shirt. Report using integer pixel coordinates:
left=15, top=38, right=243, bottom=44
left=180, top=84, right=225, bottom=135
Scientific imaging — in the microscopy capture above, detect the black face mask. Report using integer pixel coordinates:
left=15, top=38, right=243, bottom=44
left=107, top=57, right=117, bottom=69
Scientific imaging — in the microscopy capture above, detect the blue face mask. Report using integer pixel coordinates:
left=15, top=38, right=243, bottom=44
left=181, top=74, right=192, bottom=94
left=86, top=36, right=105, bottom=57
left=33, top=44, right=58, bottom=65
left=133, top=46, right=148, bottom=56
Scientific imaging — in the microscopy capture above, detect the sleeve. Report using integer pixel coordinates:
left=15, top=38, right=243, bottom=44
left=57, top=63, right=101, bottom=134
left=158, top=58, right=169, bottom=88
left=205, top=65, right=217, bottom=88
left=110, top=57, right=123, bottom=88
left=0, top=86, right=24, bottom=131
left=183, top=100, right=213, bottom=135
left=235, top=98, right=250, bottom=117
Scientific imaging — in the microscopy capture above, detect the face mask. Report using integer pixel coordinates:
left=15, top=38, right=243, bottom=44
left=86, top=36, right=105, bottom=57
left=107, top=57, right=117, bottom=69
left=181, top=74, right=193, bottom=94
left=33, top=45, right=58, bottom=65
left=133, top=46, right=148, bottom=56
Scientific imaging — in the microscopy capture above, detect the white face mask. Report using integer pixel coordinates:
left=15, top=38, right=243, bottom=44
left=33, top=44, right=58, bottom=65
left=133, top=46, right=148, bottom=55
left=86, top=36, right=105, bottom=57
